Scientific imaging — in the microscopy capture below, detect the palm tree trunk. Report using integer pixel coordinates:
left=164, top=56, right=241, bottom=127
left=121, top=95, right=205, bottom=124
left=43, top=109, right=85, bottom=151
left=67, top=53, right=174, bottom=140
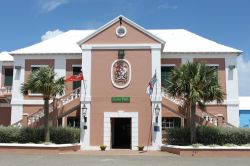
left=190, top=102, right=197, bottom=144
left=44, top=99, right=50, bottom=142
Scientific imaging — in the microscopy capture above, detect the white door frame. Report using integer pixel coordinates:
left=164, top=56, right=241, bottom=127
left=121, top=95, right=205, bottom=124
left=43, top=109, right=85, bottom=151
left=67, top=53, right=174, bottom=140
left=104, top=111, right=138, bottom=150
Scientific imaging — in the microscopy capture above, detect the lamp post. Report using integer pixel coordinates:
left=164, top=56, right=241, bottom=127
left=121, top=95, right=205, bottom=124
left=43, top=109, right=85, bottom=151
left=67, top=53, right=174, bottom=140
left=82, top=104, right=87, bottom=129
left=155, top=104, right=160, bottom=123
left=82, top=104, right=87, bottom=116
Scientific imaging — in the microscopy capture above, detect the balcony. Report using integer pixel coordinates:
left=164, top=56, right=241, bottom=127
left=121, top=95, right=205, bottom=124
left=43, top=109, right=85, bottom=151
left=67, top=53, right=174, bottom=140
left=0, top=87, right=12, bottom=104
left=0, top=87, right=12, bottom=96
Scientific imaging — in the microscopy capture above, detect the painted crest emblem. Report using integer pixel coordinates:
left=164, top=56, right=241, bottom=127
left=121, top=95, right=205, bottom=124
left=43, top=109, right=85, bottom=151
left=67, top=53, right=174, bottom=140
left=111, top=59, right=131, bottom=89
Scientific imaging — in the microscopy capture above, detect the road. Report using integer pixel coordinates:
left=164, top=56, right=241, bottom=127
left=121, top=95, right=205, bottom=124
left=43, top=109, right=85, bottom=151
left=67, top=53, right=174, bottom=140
left=0, top=152, right=249, bottom=166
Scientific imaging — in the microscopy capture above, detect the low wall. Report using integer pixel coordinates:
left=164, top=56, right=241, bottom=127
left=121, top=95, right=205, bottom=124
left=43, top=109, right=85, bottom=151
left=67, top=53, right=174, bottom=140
left=161, top=145, right=250, bottom=157
left=0, top=143, right=80, bottom=154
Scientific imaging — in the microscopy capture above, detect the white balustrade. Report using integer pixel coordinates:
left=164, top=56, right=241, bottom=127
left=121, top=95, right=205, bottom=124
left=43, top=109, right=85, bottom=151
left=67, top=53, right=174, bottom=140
left=162, top=87, right=219, bottom=126
left=0, top=87, right=12, bottom=95
left=27, top=87, right=81, bottom=126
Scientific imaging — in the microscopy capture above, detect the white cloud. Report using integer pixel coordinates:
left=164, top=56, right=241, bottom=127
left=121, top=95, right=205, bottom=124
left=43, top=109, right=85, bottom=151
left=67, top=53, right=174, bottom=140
left=39, top=0, right=70, bottom=13
left=41, top=29, right=64, bottom=41
left=158, top=3, right=178, bottom=10
left=237, top=56, right=250, bottom=96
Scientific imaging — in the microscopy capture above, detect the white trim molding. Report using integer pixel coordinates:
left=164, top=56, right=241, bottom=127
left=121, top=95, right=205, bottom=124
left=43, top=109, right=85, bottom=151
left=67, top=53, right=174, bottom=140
left=81, top=44, right=161, bottom=50
left=161, top=64, right=176, bottom=67
left=103, top=111, right=138, bottom=150
left=72, top=64, right=82, bottom=67
left=30, top=65, right=48, bottom=68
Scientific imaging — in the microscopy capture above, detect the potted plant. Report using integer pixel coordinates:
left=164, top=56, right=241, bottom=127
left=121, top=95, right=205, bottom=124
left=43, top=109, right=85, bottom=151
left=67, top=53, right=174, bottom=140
left=100, top=144, right=107, bottom=151
left=138, top=144, right=144, bottom=151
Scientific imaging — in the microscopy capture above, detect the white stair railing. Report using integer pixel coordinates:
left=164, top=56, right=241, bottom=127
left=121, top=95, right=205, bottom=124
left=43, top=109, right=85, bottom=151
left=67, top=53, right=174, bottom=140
left=161, top=87, right=184, bottom=106
left=161, top=87, right=219, bottom=126
left=27, top=87, right=81, bottom=126
left=202, top=113, right=218, bottom=126
left=0, top=87, right=12, bottom=95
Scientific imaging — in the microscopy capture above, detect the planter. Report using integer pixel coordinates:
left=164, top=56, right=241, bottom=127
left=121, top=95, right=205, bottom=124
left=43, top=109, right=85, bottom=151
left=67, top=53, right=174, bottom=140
left=138, top=145, right=144, bottom=151
left=100, top=145, right=107, bottom=151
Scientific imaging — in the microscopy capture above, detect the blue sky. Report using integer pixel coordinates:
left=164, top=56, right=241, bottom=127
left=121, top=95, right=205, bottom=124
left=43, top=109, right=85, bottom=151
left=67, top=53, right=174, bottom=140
left=0, top=0, right=250, bottom=95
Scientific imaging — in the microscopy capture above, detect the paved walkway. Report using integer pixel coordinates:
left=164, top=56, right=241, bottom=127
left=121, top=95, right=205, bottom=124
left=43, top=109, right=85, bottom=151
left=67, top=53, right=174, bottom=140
left=0, top=152, right=249, bottom=166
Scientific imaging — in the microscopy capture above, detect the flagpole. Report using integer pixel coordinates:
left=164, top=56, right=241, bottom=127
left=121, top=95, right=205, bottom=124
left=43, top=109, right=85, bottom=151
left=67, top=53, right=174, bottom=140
left=147, top=69, right=158, bottom=152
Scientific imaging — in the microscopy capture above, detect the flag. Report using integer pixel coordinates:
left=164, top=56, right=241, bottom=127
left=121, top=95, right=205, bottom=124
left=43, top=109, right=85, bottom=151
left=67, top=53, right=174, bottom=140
left=146, top=73, right=157, bottom=96
left=64, top=73, right=84, bottom=82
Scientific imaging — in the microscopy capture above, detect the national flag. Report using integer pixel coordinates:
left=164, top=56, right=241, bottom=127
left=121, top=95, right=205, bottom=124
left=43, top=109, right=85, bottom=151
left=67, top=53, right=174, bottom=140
left=64, top=73, right=84, bottom=82
left=146, top=73, right=157, bottom=96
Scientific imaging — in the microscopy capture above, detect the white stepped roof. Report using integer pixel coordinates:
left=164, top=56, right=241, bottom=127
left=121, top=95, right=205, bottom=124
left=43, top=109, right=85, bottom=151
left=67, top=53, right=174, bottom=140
left=150, top=29, right=242, bottom=53
left=0, top=51, right=14, bottom=61
left=10, top=29, right=242, bottom=55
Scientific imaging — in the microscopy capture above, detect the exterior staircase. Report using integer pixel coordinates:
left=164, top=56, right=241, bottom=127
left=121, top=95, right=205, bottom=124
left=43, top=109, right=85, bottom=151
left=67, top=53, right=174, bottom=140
left=13, top=87, right=81, bottom=127
left=161, top=87, right=235, bottom=127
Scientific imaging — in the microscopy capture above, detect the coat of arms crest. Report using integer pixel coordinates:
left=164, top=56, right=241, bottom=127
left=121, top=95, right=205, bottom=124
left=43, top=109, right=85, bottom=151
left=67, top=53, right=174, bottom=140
left=111, top=59, right=131, bottom=88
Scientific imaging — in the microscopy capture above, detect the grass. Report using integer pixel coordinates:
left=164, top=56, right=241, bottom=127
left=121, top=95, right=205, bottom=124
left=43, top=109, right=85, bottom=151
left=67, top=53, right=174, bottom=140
left=192, top=143, right=203, bottom=148
left=208, top=144, right=219, bottom=147
left=223, top=143, right=237, bottom=147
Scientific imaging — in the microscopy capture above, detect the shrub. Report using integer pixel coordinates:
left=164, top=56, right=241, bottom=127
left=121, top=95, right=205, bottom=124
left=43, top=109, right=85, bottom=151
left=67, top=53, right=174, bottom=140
left=165, top=126, right=250, bottom=145
left=0, top=126, right=80, bottom=144
left=166, top=127, right=190, bottom=145
left=0, top=126, right=20, bottom=143
left=50, top=127, right=80, bottom=144
left=19, top=127, right=43, bottom=143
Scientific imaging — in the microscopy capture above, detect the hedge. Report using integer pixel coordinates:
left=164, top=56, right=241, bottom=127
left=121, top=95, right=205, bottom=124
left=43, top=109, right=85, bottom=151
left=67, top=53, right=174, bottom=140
left=0, top=126, right=80, bottom=144
left=165, top=126, right=250, bottom=145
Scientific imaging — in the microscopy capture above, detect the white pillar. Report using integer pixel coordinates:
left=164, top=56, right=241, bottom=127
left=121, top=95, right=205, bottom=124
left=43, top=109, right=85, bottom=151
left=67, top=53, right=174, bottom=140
left=11, top=57, right=25, bottom=124
left=80, top=47, right=92, bottom=149
left=151, top=45, right=162, bottom=150
left=225, top=56, right=239, bottom=127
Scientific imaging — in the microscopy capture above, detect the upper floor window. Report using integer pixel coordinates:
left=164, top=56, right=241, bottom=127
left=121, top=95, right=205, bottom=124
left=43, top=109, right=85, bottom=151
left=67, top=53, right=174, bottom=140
left=4, top=68, right=13, bottom=87
left=161, top=65, right=175, bottom=88
left=207, top=64, right=219, bottom=83
left=30, top=65, right=48, bottom=95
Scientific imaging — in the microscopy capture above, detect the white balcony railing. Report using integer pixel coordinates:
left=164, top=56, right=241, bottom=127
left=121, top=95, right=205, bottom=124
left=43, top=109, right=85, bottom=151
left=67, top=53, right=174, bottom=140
left=0, top=87, right=12, bottom=95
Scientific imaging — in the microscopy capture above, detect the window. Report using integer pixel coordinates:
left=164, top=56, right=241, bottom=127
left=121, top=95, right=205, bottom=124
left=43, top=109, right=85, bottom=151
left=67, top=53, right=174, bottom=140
left=207, top=65, right=219, bottom=83
left=162, top=117, right=181, bottom=129
left=4, top=68, right=13, bottom=87
left=67, top=117, right=80, bottom=128
left=161, top=66, right=174, bottom=88
left=116, top=26, right=127, bottom=37
left=73, top=66, right=82, bottom=90
left=30, top=65, right=48, bottom=95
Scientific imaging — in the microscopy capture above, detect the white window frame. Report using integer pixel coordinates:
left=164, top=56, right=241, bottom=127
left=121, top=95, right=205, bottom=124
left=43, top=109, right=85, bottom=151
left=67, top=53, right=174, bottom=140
left=162, top=118, right=175, bottom=129
left=161, top=64, right=176, bottom=67
left=72, top=64, right=82, bottom=68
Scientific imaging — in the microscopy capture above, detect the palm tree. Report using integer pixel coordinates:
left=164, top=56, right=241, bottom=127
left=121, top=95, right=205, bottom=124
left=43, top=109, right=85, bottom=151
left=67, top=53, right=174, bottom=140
left=21, top=67, right=65, bottom=142
left=165, top=62, right=225, bottom=143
